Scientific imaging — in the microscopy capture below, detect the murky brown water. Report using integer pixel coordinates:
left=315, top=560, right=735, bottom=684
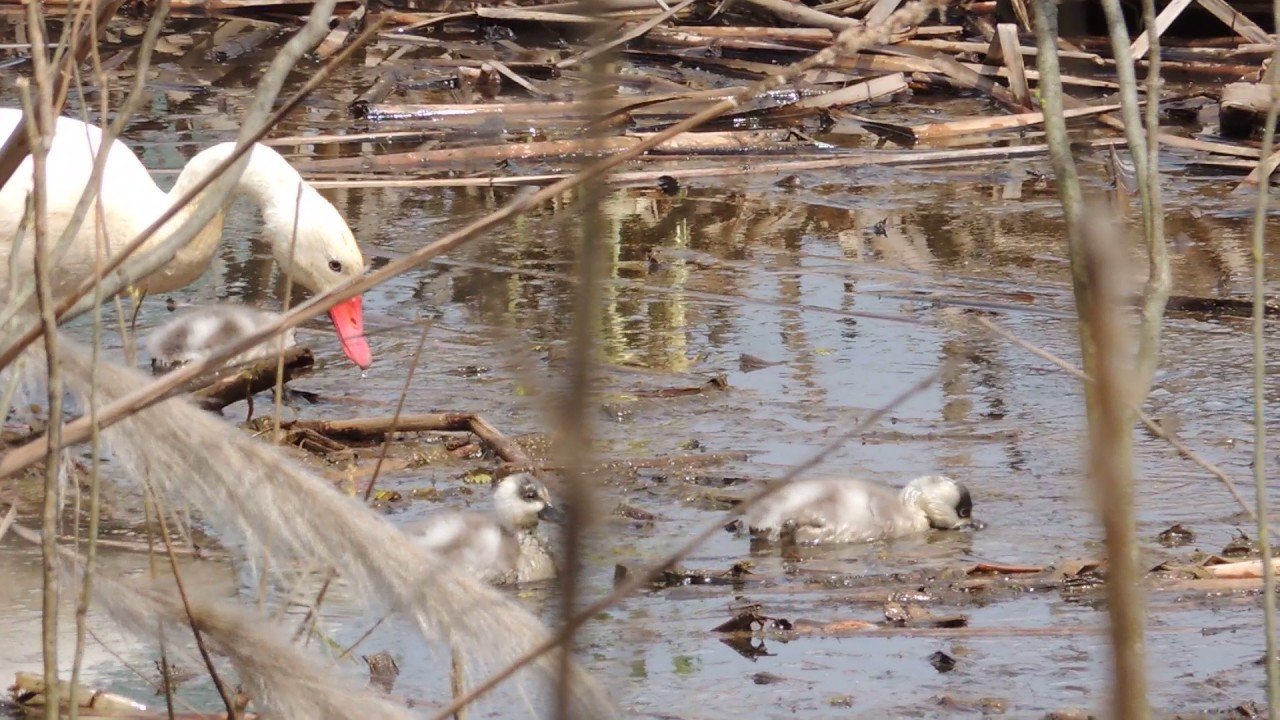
left=3, top=14, right=1280, bottom=718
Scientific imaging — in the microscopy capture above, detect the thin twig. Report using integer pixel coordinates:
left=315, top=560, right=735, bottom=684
left=1135, top=0, right=1169, bottom=404
left=363, top=318, right=431, bottom=502
left=972, top=316, right=1255, bottom=518
left=148, top=487, right=239, bottom=720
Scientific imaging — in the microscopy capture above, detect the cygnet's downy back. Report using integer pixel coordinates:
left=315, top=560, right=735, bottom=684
left=148, top=304, right=296, bottom=373
left=405, top=473, right=563, bottom=585
left=746, top=474, right=977, bottom=545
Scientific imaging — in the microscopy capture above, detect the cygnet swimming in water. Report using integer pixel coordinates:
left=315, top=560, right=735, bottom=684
left=147, top=304, right=296, bottom=373
left=745, top=474, right=976, bottom=545
left=404, top=473, right=563, bottom=585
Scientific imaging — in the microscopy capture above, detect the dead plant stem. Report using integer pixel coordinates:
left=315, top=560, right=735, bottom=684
left=272, top=185, right=304, bottom=434
left=362, top=318, right=431, bottom=502
left=1035, top=1, right=1149, bottom=714
left=1081, top=223, right=1150, bottom=719
left=19, top=30, right=61, bottom=717
left=1249, top=0, right=1280, bottom=711
left=1136, top=0, right=1169, bottom=403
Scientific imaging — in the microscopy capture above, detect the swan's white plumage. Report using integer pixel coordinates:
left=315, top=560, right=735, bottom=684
left=0, top=108, right=373, bottom=368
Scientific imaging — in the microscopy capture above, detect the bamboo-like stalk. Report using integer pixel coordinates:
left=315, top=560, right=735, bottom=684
left=555, top=0, right=612, bottom=709
left=1080, top=218, right=1150, bottom=720
left=1248, top=0, right=1280, bottom=713
left=1035, top=1, right=1150, bottom=715
left=67, top=0, right=171, bottom=713
left=19, top=14, right=61, bottom=716
left=1096, top=0, right=1170, bottom=403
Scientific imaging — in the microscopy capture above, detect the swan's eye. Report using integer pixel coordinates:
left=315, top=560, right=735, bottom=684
left=328, top=260, right=343, bottom=273
left=522, top=490, right=539, bottom=501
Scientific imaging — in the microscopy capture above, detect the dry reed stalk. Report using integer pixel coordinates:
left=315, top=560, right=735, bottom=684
left=554, top=0, right=614, bottom=709
left=1098, top=0, right=1168, bottom=404
left=10, top=521, right=419, bottom=719
left=556, top=0, right=696, bottom=68
left=362, top=319, right=431, bottom=502
left=432, top=364, right=950, bottom=719
left=1034, top=1, right=1151, bottom=715
left=0, top=0, right=948, bottom=480
left=18, top=65, right=62, bottom=720
left=306, top=138, right=1132, bottom=190
left=1248, top=0, right=1280, bottom=713
left=38, top=333, right=615, bottom=716
left=271, top=185, right=304, bottom=432
left=1080, top=218, right=1149, bottom=720
left=65, top=0, right=171, bottom=707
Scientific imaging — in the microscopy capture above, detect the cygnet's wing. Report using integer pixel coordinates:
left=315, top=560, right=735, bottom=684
left=748, top=479, right=912, bottom=543
left=823, top=479, right=916, bottom=542
left=404, top=512, right=518, bottom=581
left=148, top=306, right=294, bottom=368
left=747, top=479, right=851, bottom=536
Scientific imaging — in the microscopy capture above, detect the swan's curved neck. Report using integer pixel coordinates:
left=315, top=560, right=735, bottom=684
left=145, top=143, right=302, bottom=293
left=173, top=143, right=303, bottom=215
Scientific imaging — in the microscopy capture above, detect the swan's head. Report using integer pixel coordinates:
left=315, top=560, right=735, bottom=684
left=264, top=185, right=371, bottom=369
left=903, top=475, right=976, bottom=530
left=493, top=473, right=562, bottom=531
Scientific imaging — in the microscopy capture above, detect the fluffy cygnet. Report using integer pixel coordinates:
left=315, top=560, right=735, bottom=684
left=147, top=305, right=295, bottom=373
left=404, top=473, right=563, bottom=585
left=746, top=474, right=976, bottom=545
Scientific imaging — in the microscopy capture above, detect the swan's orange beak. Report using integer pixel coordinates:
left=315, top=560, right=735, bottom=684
left=328, top=295, right=372, bottom=369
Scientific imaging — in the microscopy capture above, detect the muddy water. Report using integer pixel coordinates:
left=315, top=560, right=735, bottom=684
left=3, top=17, right=1280, bottom=719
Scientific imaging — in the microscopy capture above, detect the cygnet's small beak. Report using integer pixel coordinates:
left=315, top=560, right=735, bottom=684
left=538, top=504, right=567, bottom=523
left=957, top=518, right=985, bottom=531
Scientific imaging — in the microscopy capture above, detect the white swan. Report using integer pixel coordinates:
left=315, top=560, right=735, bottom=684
left=0, top=108, right=371, bottom=368
left=148, top=304, right=297, bottom=373
left=746, top=474, right=976, bottom=545
left=404, top=473, right=563, bottom=585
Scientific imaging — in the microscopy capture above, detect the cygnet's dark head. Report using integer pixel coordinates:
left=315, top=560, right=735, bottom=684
left=493, top=473, right=562, bottom=530
left=903, top=475, right=975, bottom=530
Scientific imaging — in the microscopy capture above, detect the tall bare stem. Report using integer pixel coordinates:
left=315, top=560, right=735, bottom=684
left=1249, top=0, right=1280, bottom=713
left=1032, top=2, right=1148, bottom=716
left=19, top=4, right=61, bottom=713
